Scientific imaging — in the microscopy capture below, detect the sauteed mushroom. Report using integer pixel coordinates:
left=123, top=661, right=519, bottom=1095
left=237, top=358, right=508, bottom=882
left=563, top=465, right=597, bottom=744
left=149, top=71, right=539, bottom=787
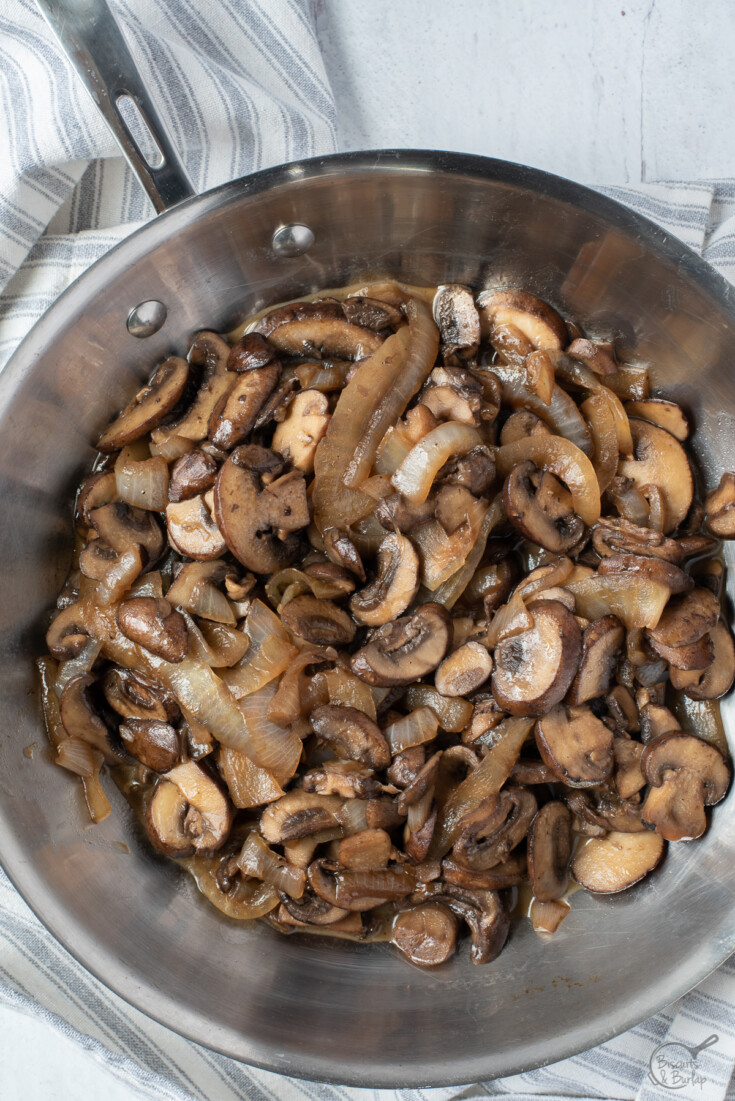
left=97, top=357, right=190, bottom=452
left=528, top=801, right=572, bottom=901
left=351, top=603, right=452, bottom=686
left=641, top=732, right=730, bottom=841
left=492, top=600, right=581, bottom=716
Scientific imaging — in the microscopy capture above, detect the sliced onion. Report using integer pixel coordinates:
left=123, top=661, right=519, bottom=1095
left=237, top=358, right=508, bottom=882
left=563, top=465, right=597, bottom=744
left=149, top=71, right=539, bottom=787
left=335, top=800, right=369, bottom=836
left=411, top=496, right=488, bottom=590
left=185, top=614, right=249, bottom=668
left=496, top=436, right=601, bottom=525
left=392, top=422, right=482, bottom=503
left=349, top=513, right=390, bottom=556
left=237, top=681, right=302, bottom=785
left=383, top=707, right=439, bottom=754
left=183, top=853, right=279, bottom=920
left=96, top=546, right=145, bottom=607
left=404, top=685, right=473, bottom=733
left=54, top=637, right=102, bottom=698
left=237, top=832, right=305, bottom=899
left=81, top=772, right=113, bottom=823
left=582, top=393, right=619, bottom=492
left=218, top=746, right=284, bottom=808
left=314, top=298, right=439, bottom=529
left=56, top=735, right=100, bottom=778
left=608, top=479, right=650, bottom=526
left=514, top=557, right=574, bottom=600
left=129, top=569, right=164, bottom=599
left=167, top=565, right=236, bottom=625
left=491, top=362, right=593, bottom=456
left=149, top=435, right=195, bottom=461
left=486, top=590, right=535, bottom=647
left=220, top=599, right=296, bottom=699
left=265, top=568, right=352, bottom=609
left=314, top=666, right=378, bottom=720
left=268, top=648, right=331, bottom=726
left=374, top=423, right=414, bottom=475
left=295, top=361, right=349, bottom=391
left=602, top=363, right=650, bottom=401
left=530, top=898, right=570, bottom=934
left=115, top=454, right=169, bottom=511
left=566, top=574, right=671, bottom=629
left=37, top=655, right=65, bottom=748
left=431, top=495, right=505, bottom=609
left=429, top=716, right=534, bottom=858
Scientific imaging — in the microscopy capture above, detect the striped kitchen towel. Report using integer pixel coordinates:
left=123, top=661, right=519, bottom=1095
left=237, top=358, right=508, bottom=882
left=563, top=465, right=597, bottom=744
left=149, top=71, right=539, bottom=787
left=2, top=1, right=735, bottom=1100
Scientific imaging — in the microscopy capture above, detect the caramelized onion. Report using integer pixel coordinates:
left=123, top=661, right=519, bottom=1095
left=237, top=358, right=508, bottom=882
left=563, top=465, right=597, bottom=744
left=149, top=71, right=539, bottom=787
left=185, top=615, right=249, bottom=668
left=56, top=735, right=100, bottom=778
left=115, top=454, right=169, bottom=511
left=313, top=666, right=378, bottom=720
left=237, top=682, right=303, bottom=784
left=384, top=707, right=440, bottom=754
left=219, top=746, right=284, bottom=808
left=237, top=833, right=305, bottom=898
left=491, top=363, right=593, bottom=456
left=182, top=853, right=279, bottom=920
left=220, top=600, right=296, bottom=699
left=412, top=497, right=488, bottom=589
left=431, top=495, right=505, bottom=609
left=496, top=436, right=601, bottom=525
left=404, top=685, right=474, bottom=733
left=582, top=393, right=619, bottom=493
left=566, top=574, right=670, bottom=629
left=392, top=422, right=482, bottom=503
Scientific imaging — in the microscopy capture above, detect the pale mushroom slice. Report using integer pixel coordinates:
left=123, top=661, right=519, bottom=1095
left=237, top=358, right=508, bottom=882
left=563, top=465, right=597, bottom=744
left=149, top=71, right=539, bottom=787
left=535, top=704, right=615, bottom=787
left=90, top=501, right=165, bottom=564
left=117, top=597, right=189, bottom=662
left=96, top=357, right=190, bottom=452
left=272, top=390, right=330, bottom=473
left=641, top=731, right=731, bottom=841
left=452, top=787, right=537, bottom=871
left=59, top=674, right=122, bottom=765
left=499, top=410, right=552, bottom=446
left=567, top=615, right=624, bottom=705
left=434, top=641, right=493, bottom=697
left=571, top=830, right=665, bottom=893
left=432, top=284, right=481, bottom=363
left=617, top=418, right=693, bottom=533
left=624, top=399, right=689, bottom=441
left=349, top=532, right=419, bottom=626
left=491, top=600, right=581, bottom=717
left=392, top=903, right=458, bottom=967
left=165, top=493, right=227, bottom=561
left=281, top=595, right=356, bottom=646
left=527, top=801, right=572, bottom=901
left=208, top=362, right=280, bottom=450
left=705, top=472, right=735, bottom=537
left=213, top=445, right=309, bottom=574
left=478, top=289, right=567, bottom=350
left=503, top=461, right=584, bottom=553
left=351, top=603, right=452, bottom=686
left=310, top=704, right=391, bottom=770
left=146, top=781, right=196, bottom=858
left=671, top=622, right=735, bottom=699
left=158, top=760, right=233, bottom=852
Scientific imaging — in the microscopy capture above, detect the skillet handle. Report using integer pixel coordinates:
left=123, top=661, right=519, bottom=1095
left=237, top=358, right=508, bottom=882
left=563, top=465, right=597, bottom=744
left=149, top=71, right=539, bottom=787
left=36, top=0, right=195, bottom=213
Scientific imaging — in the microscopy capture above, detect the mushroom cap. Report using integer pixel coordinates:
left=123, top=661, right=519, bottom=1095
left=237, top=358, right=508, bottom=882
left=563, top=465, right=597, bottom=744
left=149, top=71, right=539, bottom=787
left=433, top=284, right=481, bottom=363
left=96, top=357, right=190, bottom=452
left=491, top=600, right=581, bottom=717
left=267, top=317, right=384, bottom=360
left=571, top=830, right=665, bottom=894
left=119, top=718, right=180, bottom=772
left=535, top=704, right=615, bottom=787
left=102, top=666, right=179, bottom=723
left=567, top=615, right=624, bottom=705
left=618, top=418, right=693, bottom=532
left=311, top=704, right=391, bottom=770
left=46, top=603, right=90, bottom=660
left=527, top=800, right=572, bottom=902
left=117, top=597, right=189, bottom=663
left=208, top=362, right=279, bottom=450
left=281, top=595, right=356, bottom=646
left=351, top=603, right=453, bottom=686
left=168, top=450, right=218, bottom=503
left=226, top=331, right=278, bottom=372
left=478, top=289, right=567, bottom=350
left=349, top=532, right=419, bottom=626
left=592, top=516, right=684, bottom=562
left=647, top=587, right=720, bottom=649
left=392, top=903, right=458, bottom=966
left=641, top=732, right=731, bottom=841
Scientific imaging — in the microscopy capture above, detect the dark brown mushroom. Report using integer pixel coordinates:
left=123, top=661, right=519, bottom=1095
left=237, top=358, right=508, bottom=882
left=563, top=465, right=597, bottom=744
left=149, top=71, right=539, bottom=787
left=374, top=493, right=436, bottom=533
left=307, top=859, right=417, bottom=911
left=571, top=830, right=665, bottom=892
left=392, top=903, right=458, bottom=966
left=90, top=501, right=164, bottom=564
left=705, top=472, right=735, bottom=537
left=119, top=718, right=180, bottom=772
left=606, top=684, right=639, bottom=732
left=441, top=850, right=527, bottom=890
left=386, top=746, right=427, bottom=788
left=508, top=758, right=557, bottom=784
left=567, top=615, right=624, bottom=704
left=117, top=597, right=189, bottom=662
left=208, top=362, right=280, bottom=450
left=452, top=787, right=537, bottom=871
left=536, top=704, right=615, bottom=787
left=566, top=338, right=618, bottom=376
left=411, top=881, right=510, bottom=964
left=491, top=600, right=581, bottom=717
left=439, top=445, right=497, bottom=496
left=504, top=461, right=584, bottom=553
left=267, top=317, right=384, bottom=360
left=102, top=667, right=179, bottom=723
left=343, top=295, right=403, bottom=330
left=301, top=759, right=381, bottom=799
left=351, top=603, right=452, bottom=686
left=432, top=284, right=481, bottom=364
left=278, top=889, right=351, bottom=926
left=226, top=332, right=278, bottom=372
left=671, top=622, right=735, bottom=700
left=647, top=588, right=720, bottom=651
left=59, top=674, right=121, bottom=765
left=597, top=553, right=693, bottom=595
left=311, top=705, right=390, bottom=770
left=478, top=289, right=567, bottom=350
left=153, top=331, right=235, bottom=444
left=365, top=797, right=405, bottom=830
left=592, top=517, right=684, bottom=562
left=214, top=445, right=309, bottom=573
left=647, top=632, right=715, bottom=671
left=434, top=641, right=493, bottom=697
left=281, top=595, right=355, bottom=646
left=527, top=801, right=572, bottom=901
left=396, top=751, right=442, bottom=812
left=349, top=532, right=419, bottom=626
left=96, top=357, right=190, bottom=452
left=618, top=419, right=693, bottom=533
left=260, top=790, right=343, bottom=843
left=641, top=731, right=731, bottom=841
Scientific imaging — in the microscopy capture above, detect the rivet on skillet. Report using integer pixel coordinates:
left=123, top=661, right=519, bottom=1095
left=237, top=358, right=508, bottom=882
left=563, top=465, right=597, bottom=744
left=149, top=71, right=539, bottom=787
left=271, top=223, right=315, bottom=257
left=127, top=300, right=168, bottom=338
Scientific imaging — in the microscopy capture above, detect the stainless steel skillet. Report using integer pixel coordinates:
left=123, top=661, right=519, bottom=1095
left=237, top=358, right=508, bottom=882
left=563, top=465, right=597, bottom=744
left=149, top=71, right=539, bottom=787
left=2, top=0, right=735, bottom=1087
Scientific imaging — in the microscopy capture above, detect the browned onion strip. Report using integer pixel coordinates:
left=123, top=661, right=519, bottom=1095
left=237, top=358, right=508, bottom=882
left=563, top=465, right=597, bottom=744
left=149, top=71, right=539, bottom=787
left=496, top=436, right=601, bottom=525
left=582, top=393, right=619, bottom=493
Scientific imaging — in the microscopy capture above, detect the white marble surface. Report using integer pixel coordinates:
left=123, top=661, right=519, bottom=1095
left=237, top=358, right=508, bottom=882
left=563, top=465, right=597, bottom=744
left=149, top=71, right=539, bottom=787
left=6, top=1, right=735, bottom=1098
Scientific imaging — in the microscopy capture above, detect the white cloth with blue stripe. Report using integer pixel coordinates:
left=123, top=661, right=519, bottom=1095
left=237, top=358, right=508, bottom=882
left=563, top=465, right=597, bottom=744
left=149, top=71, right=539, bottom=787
left=2, top=2, right=735, bottom=1099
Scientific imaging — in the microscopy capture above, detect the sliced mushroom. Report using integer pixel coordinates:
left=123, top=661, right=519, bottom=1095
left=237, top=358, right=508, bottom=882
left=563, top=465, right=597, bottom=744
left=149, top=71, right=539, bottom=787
left=478, top=289, right=567, bottom=350
left=433, top=484, right=481, bottom=535
left=392, top=903, right=458, bottom=966
left=492, top=600, right=581, bottom=716
left=145, top=781, right=195, bottom=857
left=163, top=760, right=232, bottom=851
left=311, top=705, right=390, bottom=770
left=338, top=828, right=392, bottom=870
left=349, top=532, right=419, bottom=626
left=308, top=859, right=417, bottom=911
left=500, top=410, right=552, bottom=446
left=440, top=445, right=497, bottom=496
left=119, top=718, right=180, bottom=772
left=441, top=850, right=527, bottom=890
left=704, top=472, right=735, bottom=537
left=302, top=759, right=381, bottom=799
left=117, top=597, right=189, bottom=662
left=260, top=790, right=343, bottom=843
left=647, top=588, right=720, bottom=651
left=647, top=632, right=715, bottom=671
left=452, top=787, right=537, bottom=870
left=167, top=450, right=218, bottom=503
left=90, top=501, right=164, bottom=564
left=614, top=736, right=646, bottom=798
left=278, top=890, right=351, bottom=926
left=267, top=317, right=384, bottom=360
left=208, top=363, right=280, bottom=450
left=624, top=399, right=689, bottom=441
left=374, top=492, right=436, bottom=533
left=672, top=622, right=735, bottom=699
left=351, top=603, right=452, bottom=686
left=102, top=667, right=179, bottom=722
left=434, top=641, right=493, bottom=697
left=214, top=445, right=309, bottom=573
left=432, top=285, right=481, bottom=364
left=164, top=493, right=226, bottom=561
left=571, top=830, right=665, bottom=893
left=153, top=331, right=235, bottom=444
left=271, top=390, right=330, bottom=473
left=46, top=603, right=90, bottom=660
left=617, top=419, right=693, bottom=533
left=227, top=332, right=278, bottom=372
left=323, top=527, right=366, bottom=581
left=528, top=801, right=572, bottom=901
left=59, top=674, right=121, bottom=765
left=97, top=357, right=190, bottom=452
left=281, top=595, right=355, bottom=646
left=598, top=553, right=692, bottom=595
left=504, top=461, right=584, bottom=553
left=566, top=338, right=618, bottom=376
left=641, top=731, right=731, bottom=841
left=508, top=758, right=557, bottom=784
left=412, top=881, right=509, bottom=964
left=343, top=295, right=403, bottom=330
left=568, top=616, right=625, bottom=705
left=606, top=683, right=640, bottom=732
left=536, top=704, right=615, bottom=787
